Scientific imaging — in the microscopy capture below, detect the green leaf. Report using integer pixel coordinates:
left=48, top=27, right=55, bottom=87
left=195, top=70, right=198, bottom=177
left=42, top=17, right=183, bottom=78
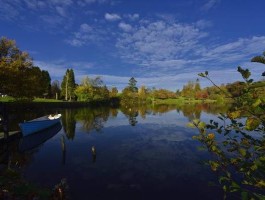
left=198, top=121, right=206, bottom=129
left=238, top=66, right=251, bottom=79
left=231, top=181, right=240, bottom=189
left=209, top=161, right=219, bottom=171
left=198, top=73, right=205, bottom=77
left=245, top=117, right=260, bottom=131
left=187, top=122, right=195, bottom=128
left=227, top=111, right=241, bottom=119
left=239, top=148, right=247, bottom=157
left=252, top=99, right=262, bottom=108
left=241, top=191, right=248, bottom=200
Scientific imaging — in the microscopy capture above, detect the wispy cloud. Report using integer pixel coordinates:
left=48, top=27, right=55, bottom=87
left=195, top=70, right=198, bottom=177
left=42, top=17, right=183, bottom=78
left=115, top=16, right=265, bottom=79
left=201, top=0, right=220, bottom=11
left=116, top=19, right=208, bottom=74
left=118, top=22, right=133, bottom=32
left=105, top=13, right=121, bottom=21
left=77, top=0, right=113, bottom=6
left=66, top=23, right=108, bottom=46
left=125, top=13, right=140, bottom=21
left=0, top=0, right=22, bottom=21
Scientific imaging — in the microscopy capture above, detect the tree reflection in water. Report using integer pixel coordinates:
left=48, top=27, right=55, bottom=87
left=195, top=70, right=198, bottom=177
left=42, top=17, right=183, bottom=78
left=61, top=109, right=77, bottom=140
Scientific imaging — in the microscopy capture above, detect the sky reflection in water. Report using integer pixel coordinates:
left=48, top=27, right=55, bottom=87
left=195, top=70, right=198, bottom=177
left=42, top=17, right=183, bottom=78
left=2, top=104, right=229, bottom=199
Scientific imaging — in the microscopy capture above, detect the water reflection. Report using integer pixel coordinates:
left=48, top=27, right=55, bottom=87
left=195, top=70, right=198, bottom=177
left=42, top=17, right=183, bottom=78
left=58, top=103, right=231, bottom=139
left=19, top=122, right=62, bottom=152
left=61, top=109, right=76, bottom=140
left=0, top=123, right=62, bottom=169
left=120, top=106, right=139, bottom=126
left=76, top=107, right=110, bottom=133
left=0, top=103, right=232, bottom=199
left=61, top=135, right=66, bottom=165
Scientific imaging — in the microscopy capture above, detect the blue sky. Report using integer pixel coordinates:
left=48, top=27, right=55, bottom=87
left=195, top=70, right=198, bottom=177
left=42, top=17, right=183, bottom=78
left=1, top=0, right=265, bottom=91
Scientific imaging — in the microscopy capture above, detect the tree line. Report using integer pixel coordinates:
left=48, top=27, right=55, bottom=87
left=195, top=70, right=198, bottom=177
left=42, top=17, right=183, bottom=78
left=0, top=37, right=264, bottom=103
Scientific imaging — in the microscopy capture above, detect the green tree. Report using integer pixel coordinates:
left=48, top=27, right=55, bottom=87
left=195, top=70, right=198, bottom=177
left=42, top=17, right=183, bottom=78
left=75, top=76, right=109, bottom=101
left=75, top=76, right=93, bottom=101
left=61, top=69, right=76, bottom=101
left=51, top=80, right=61, bottom=100
left=40, top=70, right=51, bottom=98
left=181, top=81, right=195, bottom=98
left=110, top=87, right=118, bottom=98
left=138, top=85, right=147, bottom=101
left=0, top=37, right=48, bottom=100
left=128, top=77, right=138, bottom=92
left=195, top=78, right=201, bottom=92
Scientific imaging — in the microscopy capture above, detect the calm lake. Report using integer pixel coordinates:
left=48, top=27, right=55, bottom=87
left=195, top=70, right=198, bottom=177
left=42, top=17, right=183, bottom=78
left=1, top=103, right=231, bottom=199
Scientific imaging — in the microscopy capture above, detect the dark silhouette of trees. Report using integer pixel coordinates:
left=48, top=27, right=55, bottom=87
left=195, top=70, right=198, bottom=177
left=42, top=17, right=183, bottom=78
left=0, top=37, right=51, bottom=100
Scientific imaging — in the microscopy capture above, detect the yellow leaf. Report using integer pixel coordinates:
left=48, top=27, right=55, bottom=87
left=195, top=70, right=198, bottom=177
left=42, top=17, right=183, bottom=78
left=245, top=117, right=260, bottom=131
left=227, top=111, right=241, bottom=119
left=252, top=99, right=262, bottom=108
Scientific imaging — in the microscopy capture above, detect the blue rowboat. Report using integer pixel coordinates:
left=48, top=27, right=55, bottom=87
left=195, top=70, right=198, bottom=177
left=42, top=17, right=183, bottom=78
left=19, top=114, right=62, bottom=136
left=19, top=122, right=62, bottom=152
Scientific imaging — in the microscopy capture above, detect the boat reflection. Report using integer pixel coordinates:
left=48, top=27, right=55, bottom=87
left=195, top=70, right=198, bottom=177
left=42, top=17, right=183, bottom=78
left=19, top=122, right=62, bottom=152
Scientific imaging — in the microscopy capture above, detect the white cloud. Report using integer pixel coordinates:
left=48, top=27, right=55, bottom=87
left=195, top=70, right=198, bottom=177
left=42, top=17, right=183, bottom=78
left=116, top=19, right=208, bottom=72
left=118, top=22, right=133, bottom=32
left=0, top=0, right=21, bottom=20
left=126, top=13, right=140, bottom=21
left=105, top=13, right=121, bottom=21
left=80, top=23, right=92, bottom=32
left=198, top=36, right=265, bottom=65
left=40, top=15, right=64, bottom=27
left=55, top=6, right=67, bottom=17
left=48, top=0, right=73, bottom=6
left=77, top=0, right=111, bottom=6
left=201, top=0, right=220, bottom=11
left=195, top=19, right=212, bottom=29
left=66, top=23, right=107, bottom=47
left=115, top=18, right=265, bottom=90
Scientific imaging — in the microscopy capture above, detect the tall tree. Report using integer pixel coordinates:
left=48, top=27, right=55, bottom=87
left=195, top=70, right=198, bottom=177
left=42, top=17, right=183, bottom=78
left=68, top=69, right=76, bottom=101
left=61, top=69, right=76, bottom=101
left=128, top=77, right=138, bottom=92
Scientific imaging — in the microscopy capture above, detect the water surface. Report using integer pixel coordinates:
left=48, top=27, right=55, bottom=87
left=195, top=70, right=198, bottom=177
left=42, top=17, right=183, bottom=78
left=0, top=104, right=230, bottom=199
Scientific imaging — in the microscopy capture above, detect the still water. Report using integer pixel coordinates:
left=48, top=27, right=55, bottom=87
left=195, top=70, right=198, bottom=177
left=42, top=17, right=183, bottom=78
left=1, top=104, right=230, bottom=199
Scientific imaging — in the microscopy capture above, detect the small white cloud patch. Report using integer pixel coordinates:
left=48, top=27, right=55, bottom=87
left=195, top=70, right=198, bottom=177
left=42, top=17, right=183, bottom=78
left=105, top=13, right=121, bottom=21
left=118, top=22, right=132, bottom=32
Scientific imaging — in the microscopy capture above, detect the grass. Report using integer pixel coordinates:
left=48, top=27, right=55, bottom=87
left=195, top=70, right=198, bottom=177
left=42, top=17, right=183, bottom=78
left=0, top=96, right=63, bottom=102
left=33, top=98, right=63, bottom=102
left=153, top=97, right=217, bottom=105
left=0, top=96, right=15, bottom=102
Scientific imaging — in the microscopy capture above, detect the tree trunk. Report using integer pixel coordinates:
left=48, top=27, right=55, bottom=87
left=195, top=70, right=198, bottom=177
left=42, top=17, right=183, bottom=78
left=65, top=73, right=68, bottom=101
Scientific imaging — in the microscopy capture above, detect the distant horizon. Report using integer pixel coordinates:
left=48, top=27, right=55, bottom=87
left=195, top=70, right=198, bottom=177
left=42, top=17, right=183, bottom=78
left=1, top=0, right=265, bottom=91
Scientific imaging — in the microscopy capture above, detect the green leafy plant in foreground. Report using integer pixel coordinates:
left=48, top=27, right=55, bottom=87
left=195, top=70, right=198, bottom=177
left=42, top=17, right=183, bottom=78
left=191, top=65, right=265, bottom=199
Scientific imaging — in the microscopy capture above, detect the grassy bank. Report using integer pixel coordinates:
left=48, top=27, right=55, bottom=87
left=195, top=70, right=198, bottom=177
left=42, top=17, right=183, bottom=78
left=153, top=97, right=217, bottom=105
left=0, top=97, right=64, bottom=102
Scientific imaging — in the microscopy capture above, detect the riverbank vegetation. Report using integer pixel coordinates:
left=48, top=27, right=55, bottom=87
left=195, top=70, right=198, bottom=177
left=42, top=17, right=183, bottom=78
left=191, top=61, right=265, bottom=198
left=1, top=37, right=264, bottom=105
